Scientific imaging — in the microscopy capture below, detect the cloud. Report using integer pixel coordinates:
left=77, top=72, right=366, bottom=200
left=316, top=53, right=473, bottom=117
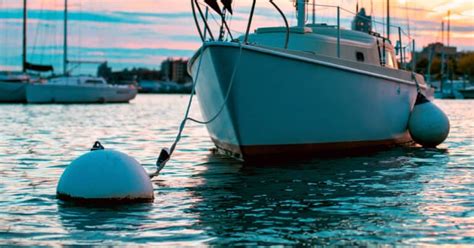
left=0, top=9, right=151, bottom=24
left=1, top=45, right=196, bottom=73
left=0, top=0, right=472, bottom=74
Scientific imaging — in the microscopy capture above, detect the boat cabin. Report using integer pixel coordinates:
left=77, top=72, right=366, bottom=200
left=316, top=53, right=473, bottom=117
left=244, top=24, right=398, bottom=69
left=48, top=76, right=108, bottom=85
left=0, top=71, right=30, bottom=83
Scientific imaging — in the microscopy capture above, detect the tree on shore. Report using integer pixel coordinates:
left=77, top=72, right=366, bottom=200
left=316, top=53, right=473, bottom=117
left=457, top=53, right=474, bottom=81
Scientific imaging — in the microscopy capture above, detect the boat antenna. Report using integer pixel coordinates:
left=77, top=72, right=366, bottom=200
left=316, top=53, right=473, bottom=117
left=22, top=0, right=27, bottom=73
left=63, top=0, right=68, bottom=75
left=386, top=0, right=390, bottom=41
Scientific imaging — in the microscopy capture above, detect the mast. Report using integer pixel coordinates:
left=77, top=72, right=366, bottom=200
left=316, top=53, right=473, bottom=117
left=447, top=10, right=450, bottom=47
left=386, top=0, right=390, bottom=41
left=22, top=0, right=27, bottom=73
left=427, top=45, right=433, bottom=83
left=312, top=0, right=315, bottom=24
left=440, top=21, right=445, bottom=94
left=297, top=0, right=306, bottom=28
left=63, top=0, right=68, bottom=75
left=447, top=10, right=452, bottom=94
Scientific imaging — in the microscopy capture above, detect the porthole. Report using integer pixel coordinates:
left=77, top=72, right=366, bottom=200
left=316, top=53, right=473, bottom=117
left=356, top=52, right=365, bottom=62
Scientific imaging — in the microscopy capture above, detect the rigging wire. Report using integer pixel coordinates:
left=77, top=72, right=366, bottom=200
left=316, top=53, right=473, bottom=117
left=78, top=0, right=83, bottom=74
left=404, top=1, right=411, bottom=38
left=382, top=0, right=385, bottom=37
left=225, top=2, right=234, bottom=40
left=31, top=0, right=44, bottom=63
left=0, top=0, right=6, bottom=67
left=370, top=0, right=377, bottom=33
left=51, top=0, right=59, bottom=72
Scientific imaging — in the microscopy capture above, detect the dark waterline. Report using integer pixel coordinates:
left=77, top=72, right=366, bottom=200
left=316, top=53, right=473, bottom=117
left=0, top=95, right=472, bottom=246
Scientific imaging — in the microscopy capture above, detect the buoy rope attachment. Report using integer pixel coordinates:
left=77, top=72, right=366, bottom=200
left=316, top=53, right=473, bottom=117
left=91, top=141, right=105, bottom=151
left=149, top=43, right=244, bottom=178
left=411, top=72, right=421, bottom=93
left=187, top=44, right=243, bottom=124
left=411, top=72, right=431, bottom=104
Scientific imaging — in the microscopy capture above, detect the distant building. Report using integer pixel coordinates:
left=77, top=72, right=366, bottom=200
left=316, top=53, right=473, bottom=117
left=161, top=58, right=191, bottom=83
left=97, top=62, right=112, bottom=79
left=161, top=59, right=172, bottom=81
left=420, top=42, right=457, bottom=59
left=352, top=8, right=372, bottom=33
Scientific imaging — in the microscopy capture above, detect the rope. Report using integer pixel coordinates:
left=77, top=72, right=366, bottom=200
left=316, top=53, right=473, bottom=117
left=411, top=72, right=420, bottom=93
left=149, top=43, right=243, bottom=178
left=148, top=43, right=205, bottom=178
left=187, top=44, right=243, bottom=124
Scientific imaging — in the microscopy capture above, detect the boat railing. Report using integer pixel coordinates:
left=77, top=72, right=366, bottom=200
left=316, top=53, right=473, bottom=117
left=191, top=0, right=288, bottom=49
left=191, top=1, right=417, bottom=71
left=310, top=3, right=416, bottom=70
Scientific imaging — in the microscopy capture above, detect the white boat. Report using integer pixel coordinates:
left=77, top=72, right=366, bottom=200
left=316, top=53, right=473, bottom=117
left=0, top=72, right=29, bottom=103
left=24, top=0, right=137, bottom=104
left=188, top=0, right=433, bottom=161
left=26, top=76, right=137, bottom=103
left=459, top=87, right=474, bottom=99
left=431, top=80, right=472, bottom=99
left=0, top=1, right=28, bottom=103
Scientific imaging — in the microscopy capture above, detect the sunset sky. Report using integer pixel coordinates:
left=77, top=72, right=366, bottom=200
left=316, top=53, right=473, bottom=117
left=0, top=0, right=473, bottom=73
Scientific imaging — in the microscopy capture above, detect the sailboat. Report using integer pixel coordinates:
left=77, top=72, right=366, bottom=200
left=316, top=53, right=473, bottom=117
left=0, top=72, right=29, bottom=103
left=0, top=0, right=29, bottom=103
left=459, top=87, right=474, bottom=99
left=0, top=0, right=53, bottom=102
left=25, top=0, right=137, bottom=104
left=188, top=0, right=434, bottom=161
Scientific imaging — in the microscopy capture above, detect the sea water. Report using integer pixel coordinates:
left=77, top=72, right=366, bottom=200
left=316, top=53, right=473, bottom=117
left=0, top=95, right=472, bottom=246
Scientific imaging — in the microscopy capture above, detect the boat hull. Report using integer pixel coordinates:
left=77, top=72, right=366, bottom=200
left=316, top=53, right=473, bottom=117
left=26, top=84, right=137, bottom=103
left=0, top=82, right=27, bottom=103
left=459, top=88, right=474, bottom=99
left=190, top=43, right=424, bottom=161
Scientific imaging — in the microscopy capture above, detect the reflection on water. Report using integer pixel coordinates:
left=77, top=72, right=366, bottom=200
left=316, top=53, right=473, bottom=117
left=188, top=148, right=451, bottom=245
left=0, top=96, right=472, bottom=246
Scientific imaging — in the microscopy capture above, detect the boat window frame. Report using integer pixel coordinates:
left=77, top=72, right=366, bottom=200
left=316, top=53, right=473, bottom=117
left=356, top=51, right=365, bottom=62
left=384, top=49, right=397, bottom=69
left=84, top=79, right=104, bottom=84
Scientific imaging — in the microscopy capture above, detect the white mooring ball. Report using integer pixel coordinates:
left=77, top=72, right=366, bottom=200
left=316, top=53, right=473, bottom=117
left=408, top=94, right=450, bottom=148
left=57, top=142, right=154, bottom=203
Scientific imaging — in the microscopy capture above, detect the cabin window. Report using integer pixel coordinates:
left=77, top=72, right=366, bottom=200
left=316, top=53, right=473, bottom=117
left=356, top=52, right=365, bottom=62
left=385, top=50, right=395, bottom=68
left=85, top=80, right=103, bottom=84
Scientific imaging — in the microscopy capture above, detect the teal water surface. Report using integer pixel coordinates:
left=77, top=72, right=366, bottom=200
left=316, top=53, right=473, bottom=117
left=0, top=95, right=472, bottom=246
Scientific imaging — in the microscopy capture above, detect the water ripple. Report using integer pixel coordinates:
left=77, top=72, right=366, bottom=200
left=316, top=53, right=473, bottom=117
left=0, top=96, right=472, bottom=246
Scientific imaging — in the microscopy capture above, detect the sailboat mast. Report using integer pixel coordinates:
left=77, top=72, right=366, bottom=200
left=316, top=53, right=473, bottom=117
left=447, top=10, right=450, bottom=47
left=386, top=0, right=390, bottom=41
left=22, top=0, right=27, bottom=73
left=440, top=21, right=445, bottom=93
left=297, top=0, right=306, bottom=28
left=63, top=0, right=68, bottom=75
